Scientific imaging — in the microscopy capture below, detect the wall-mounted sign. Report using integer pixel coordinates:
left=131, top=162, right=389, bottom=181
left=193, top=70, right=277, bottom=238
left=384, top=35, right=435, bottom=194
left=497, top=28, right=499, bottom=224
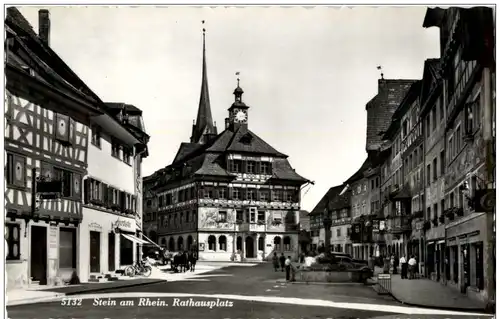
left=88, top=222, right=102, bottom=231
left=112, top=219, right=135, bottom=232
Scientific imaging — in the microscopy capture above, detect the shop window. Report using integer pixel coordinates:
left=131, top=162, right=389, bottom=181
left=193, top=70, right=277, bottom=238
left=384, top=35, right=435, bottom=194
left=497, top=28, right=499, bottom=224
left=5, top=223, right=20, bottom=260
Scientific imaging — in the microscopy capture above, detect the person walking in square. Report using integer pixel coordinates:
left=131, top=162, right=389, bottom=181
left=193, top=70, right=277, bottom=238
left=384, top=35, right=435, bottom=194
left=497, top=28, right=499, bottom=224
left=285, top=256, right=292, bottom=281
left=399, top=255, right=407, bottom=279
left=408, top=255, right=417, bottom=279
left=279, top=253, right=286, bottom=272
left=272, top=252, right=279, bottom=272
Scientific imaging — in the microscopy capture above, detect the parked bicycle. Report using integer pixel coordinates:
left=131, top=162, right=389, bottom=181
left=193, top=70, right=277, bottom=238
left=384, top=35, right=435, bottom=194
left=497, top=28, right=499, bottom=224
left=124, top=259, right=152, bottom=277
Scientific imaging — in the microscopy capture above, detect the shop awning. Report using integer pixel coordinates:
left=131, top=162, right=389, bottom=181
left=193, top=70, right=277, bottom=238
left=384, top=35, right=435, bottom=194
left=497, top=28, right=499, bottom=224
left=141, top=233, right=162, bottom=249
left=121, top=233, right=149, bottom=245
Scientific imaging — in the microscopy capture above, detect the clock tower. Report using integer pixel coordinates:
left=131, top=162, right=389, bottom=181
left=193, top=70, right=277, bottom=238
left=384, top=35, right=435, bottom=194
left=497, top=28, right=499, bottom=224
left=228, top=78, right=249, bottom=130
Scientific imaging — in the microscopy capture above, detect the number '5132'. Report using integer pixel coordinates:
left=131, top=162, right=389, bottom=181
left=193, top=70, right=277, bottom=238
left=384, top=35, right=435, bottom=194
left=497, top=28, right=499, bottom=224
left=61, top=298, right=82, bottom=306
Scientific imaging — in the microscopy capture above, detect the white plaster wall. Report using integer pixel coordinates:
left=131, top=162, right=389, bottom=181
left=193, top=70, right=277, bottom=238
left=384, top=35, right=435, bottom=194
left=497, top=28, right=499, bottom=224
left=198, top=232, right=235, bottom=261
left=79, top=207, right=137, bottom=282
left=5, top=220, right=77, bottom=290
left=87, top=136, right=134, bottom=194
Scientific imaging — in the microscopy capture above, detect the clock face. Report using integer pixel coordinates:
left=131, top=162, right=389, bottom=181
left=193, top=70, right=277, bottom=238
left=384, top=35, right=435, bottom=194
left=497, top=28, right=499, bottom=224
left=235, top=110, right=247, bottom=123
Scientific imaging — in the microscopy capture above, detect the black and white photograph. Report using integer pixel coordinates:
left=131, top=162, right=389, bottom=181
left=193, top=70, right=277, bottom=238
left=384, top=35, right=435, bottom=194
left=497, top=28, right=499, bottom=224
left=3, top=3, right=497, bottom=319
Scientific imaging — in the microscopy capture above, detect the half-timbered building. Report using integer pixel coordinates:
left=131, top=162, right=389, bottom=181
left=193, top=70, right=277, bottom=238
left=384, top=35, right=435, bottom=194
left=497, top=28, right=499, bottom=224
left=5, top=8, right=150, bottom=288
left=5, top=8, right=102, bottom=288
left=145, top=29, right=310, bottom=261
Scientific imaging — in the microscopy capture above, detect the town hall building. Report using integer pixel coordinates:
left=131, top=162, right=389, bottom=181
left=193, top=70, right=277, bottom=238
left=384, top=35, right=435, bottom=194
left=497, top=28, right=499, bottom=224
left=144, top=28, right=310, bottom=261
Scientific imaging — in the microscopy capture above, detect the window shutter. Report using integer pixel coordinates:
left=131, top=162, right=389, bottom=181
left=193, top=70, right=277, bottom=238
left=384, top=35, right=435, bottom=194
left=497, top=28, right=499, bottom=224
left=54, top=113, right=70, bottom=143
left=73, top=173, right=81, bottom=199
left=120, top=191, right=125, bottom=212
left=69, top=118, right=75, bottom=145
left=83, top=179, right=90, bottom=204
left=101, top=184, right=108, bottom=205
left=12, top=154, right=26, bottom=188
left=107, top=187, right=113, bottom=208
left=213, top=187, right=219, bottom=200
left=227, top=187, right=233, bottom=200
left=6, top=154, right=13, bottom=185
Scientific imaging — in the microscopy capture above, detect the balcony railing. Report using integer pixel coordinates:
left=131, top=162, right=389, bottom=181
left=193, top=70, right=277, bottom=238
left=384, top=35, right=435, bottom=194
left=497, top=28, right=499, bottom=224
left=388, top=215, right=412, bottom=234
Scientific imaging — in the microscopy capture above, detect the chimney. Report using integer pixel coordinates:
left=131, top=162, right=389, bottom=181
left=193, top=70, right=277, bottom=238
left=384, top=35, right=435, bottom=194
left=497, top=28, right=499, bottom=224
left=38, top=9, right=50, bottom=45
left=224, top=118, right=230, bottom=129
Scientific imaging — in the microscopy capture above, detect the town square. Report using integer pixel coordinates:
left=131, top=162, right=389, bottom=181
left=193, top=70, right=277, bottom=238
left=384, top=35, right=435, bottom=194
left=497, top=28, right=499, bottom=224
left=3, top=4, right=496, bottom=319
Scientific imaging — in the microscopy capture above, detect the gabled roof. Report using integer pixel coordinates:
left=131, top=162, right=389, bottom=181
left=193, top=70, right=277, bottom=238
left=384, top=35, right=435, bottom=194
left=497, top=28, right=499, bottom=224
left=269, top=158, right=308, bottom=183
left=420, top=58, right=442, bottom=116
left=310, top=185, right=351, bottom=216
left=173, top=142, right=202, bottom=163
left=422, top=7, right=446, bottom=28
left=150, top=124, right=307, bottom=188
left=344, top=157, right=371, bottom=184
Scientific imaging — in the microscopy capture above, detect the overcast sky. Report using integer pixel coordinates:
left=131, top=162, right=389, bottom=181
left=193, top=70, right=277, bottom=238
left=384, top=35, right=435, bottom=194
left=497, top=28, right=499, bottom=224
left=19, top=6, right=439, bottom=211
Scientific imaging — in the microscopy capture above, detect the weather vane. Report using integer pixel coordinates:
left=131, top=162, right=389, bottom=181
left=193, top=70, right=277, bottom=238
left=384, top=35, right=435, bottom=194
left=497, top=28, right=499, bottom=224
left=235, top=71, right=240, bottom=86
left=377, top=65, right=384, bottom=79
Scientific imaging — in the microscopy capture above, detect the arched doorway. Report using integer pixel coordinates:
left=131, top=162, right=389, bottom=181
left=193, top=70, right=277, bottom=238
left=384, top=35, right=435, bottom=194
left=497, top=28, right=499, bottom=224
left=245, top=236, right=254, bottom=258
left=187, top=235, right=193, bottom=251
left=168, top=238, right=175, bottom=251
left=274, top=236, right=281, bottom=251
left=236, top=236, right=242, bottom=251
left=161, top=237, right=166, bottom=247
left=178, top=236, right=184, bottom=251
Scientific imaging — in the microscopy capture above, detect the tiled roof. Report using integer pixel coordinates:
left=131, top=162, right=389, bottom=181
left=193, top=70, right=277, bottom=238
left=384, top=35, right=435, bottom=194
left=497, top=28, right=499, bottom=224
left=150, top=124, right=306, bottom=187
left=172, top=143, right=202, bottom=163
left=270, top=158, right=308, bottom=182
left=345, top=157, right=371, bottom=184
left=310, top=185, right=351, bottom=216
left=105, top=102, right=143, bottom=115
left=6, top=7, right=37, bottom=37
left=193, top=153, right=234, bottom=177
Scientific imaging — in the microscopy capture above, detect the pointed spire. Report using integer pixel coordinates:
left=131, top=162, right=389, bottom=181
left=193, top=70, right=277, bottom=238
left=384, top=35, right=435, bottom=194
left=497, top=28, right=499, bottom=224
left=191, top=20, right=217, bottom=144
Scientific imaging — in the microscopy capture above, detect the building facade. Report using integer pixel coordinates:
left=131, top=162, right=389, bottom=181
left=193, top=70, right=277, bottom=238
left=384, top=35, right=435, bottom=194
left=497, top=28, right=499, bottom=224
left=423, top=6, right=495, bottom=304
left=5, top=8, right=100, bottom=288
left=80, top=103, right=149, bottom=283
left=142, top=175, right=158, bottom=244
left=419, top=58, right=447, bottom=281
left=381, top=80, right=425, bottom=273
left=4, top=8, right=150, bottom=288
left=309, top=186, right=352, bottom=255
left=146, top=30, right=309, bottom=261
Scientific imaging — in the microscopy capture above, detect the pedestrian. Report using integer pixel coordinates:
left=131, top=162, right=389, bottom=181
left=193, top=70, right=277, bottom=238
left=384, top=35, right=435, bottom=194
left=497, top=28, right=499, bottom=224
left=279, top=253, right=286, bottom=272
left=272, top=252, right=279, bottom=272
left=189, top=251, right=197, bottom=272
left=399, top=255, right=407, bottom=279
left=408, top=255, right=417, bottom=279
left=390, top=255, right=395, bottom=274
left=285, top=256, right=292, bottom=281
